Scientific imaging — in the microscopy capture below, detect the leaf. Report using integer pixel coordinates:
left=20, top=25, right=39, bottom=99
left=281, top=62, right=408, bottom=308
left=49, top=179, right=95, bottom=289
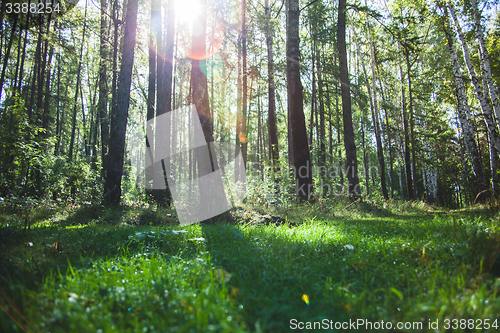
left=390, top=287, right=403, bottom=300
left=171, top=230, right=188, bottom=234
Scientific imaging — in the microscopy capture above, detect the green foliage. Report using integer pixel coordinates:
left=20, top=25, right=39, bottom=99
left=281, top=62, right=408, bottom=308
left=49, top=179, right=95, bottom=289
left=1, top=203, right=500, bottom=332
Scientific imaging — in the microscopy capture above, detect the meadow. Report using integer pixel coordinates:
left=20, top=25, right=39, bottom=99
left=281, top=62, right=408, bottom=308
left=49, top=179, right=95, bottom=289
left=1, top=198, right=499, bottom=332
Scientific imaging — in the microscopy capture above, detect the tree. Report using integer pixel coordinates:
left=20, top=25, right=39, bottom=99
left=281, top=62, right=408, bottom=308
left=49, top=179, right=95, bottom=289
left=440, top=5, right=487, bottom=193
left=337, top=0, right=360, bottom=199
left=103, top=0, right=140, bottom=204
left=264, top=0, right=279, bottom=175
left=470, top=0, right=500, bottom=132
left=99, top=0, right=110, bottom=174
left=287, top=0, right=313, bottom=201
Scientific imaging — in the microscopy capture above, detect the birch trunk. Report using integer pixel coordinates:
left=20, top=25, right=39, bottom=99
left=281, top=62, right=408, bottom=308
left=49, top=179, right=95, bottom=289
left=471, top=0, right=500, bottom=131
left=449, top=4, right=500, bottom=154
left=443, top=8, right=488, bottom=192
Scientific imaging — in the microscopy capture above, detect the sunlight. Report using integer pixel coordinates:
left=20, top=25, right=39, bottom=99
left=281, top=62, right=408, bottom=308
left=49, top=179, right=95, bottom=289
left=175, top=0, right=202, bottom=24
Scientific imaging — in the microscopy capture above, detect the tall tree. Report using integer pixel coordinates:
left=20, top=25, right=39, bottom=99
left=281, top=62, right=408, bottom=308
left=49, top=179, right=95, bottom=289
left=287, top=0, right=313, bottom=200
left=68, top=0, right=88, bottom=161
left=441, top=6, right=487, bottom=193
left=241, top=0, right=248, bottom=166
left=337, top=0, right=360, bottom=199
left=264, top=0, right=279, bottom=175
left=366, top=23, right=389, bottom=200
left=448, top=3, right=500, bottom=195
left=397, top=42, right=414, bottom=200
left=99, top=0, right=110, bottom=174
left=146, top=0, right=159, bottom=195
left=103, top=0, right=139, bottom=204
left=470, top=0, right=500, bottom=131
left=0, top=14, right=17, bottom=100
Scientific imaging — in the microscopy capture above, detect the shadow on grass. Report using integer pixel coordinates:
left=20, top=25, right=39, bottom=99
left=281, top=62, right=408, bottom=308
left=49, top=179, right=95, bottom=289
left=1, top=204, right=499, bottom=332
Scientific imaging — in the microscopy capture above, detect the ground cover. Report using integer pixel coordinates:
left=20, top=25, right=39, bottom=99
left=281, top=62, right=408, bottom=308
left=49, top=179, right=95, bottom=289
left=0, top=199, right=499, bottom=332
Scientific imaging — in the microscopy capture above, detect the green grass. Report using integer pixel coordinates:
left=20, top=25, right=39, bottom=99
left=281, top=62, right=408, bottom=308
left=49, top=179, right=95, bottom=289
left=1, top=200, right=500, bottom=332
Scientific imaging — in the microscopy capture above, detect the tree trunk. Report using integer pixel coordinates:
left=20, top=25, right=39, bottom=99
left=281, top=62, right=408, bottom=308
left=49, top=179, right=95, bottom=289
left=316, top=47, right=326, bottom=168
left=442, top=9, right=488, bottom=193
left=110, top=0, right=120, bottom=115
left=146, top=0, right=158, bottom=195
left=376, top=64, right=394, bottom=198
left=0, top=14, right=17, bottom=100
left=470, top=0, right=500, bottom=132
left=337, top=0, right=360, bottom=199
left=69, top=1, right=88, bottom=161
left=235, top=35, right=242, bottom=182
left=397, top=43, right=415, bottom=200
left=99, top=0, right=110, bottom=174
left=366, top=25, right=388, bottom=199
left=17, top=13, right=29, bottom=91
left=335, top=82, right=344, bottom=186
left=265, top=0, right=279, bottom=174
left=309, top=37, right=316, bottom=148
left=406, top=53, right=418, bottom=199
left=361, top=114, right=370, bottom=196
left=191, top=0, right=226, bottom=219
left=241, top=0, right=248, bottom=167
left=41, top=45, right=54, bottom=132
left=103, top=0, right=139, bottom=204
left=287, top=0, right=313, bottom=200
left=449, top=4, right=500, bottom=154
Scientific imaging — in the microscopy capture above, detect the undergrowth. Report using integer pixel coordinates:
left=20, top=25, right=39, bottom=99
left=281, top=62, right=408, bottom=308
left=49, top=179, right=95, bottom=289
left=0, top=198, right=499, bottom=332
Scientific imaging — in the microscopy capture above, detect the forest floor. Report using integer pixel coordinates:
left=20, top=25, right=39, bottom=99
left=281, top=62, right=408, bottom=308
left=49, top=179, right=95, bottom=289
left=0, top=198, right=500, bottom=332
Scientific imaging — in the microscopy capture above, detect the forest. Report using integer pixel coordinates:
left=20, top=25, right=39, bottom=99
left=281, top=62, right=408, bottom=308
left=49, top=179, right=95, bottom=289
left=1, top=0, right=500, bottom=331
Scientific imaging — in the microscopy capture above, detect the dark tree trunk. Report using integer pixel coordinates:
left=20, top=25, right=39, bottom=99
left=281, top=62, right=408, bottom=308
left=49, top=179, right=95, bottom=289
left=99, top=0, right=110, bottom=174
left=377, top=70, right=394, bottom=198
left=366, top=27, right=388, bottom=199
left=265, top=0, right=279, bottom=174
left=103, top=0, right=139, bottom=205
left=110, top=0, right=120, bottom=116
left=287, top=0, right=313, bottom=200
left=69, top=2, right=88, bottom=161
left=146, top=0, right=158, bottom=195
left=337, top=0, right=360, bottom=199
left=361, top=116, right=370, bottom=196
left=316, top=47, right=326, bottom=168
left=36, top=14, right=52, bottom=127
left=41, top=45, right=54, bottom=132
left=397, top=45, right=415, bottom=200
left=241, top=0, right=248, bottom=166
left=406, top=53, right=419, bottom=199
left=309, top=38, right=316, bottom=148
left=17, top=15, right=29, bottom=91
left=54, top=53, right=62, bottom=155
left=0, top=14, right=17, bottom=100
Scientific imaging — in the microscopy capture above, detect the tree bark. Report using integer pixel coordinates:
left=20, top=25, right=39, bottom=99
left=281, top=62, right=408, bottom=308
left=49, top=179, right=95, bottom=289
left=470, top=0, right=500, bottom=132
left=241, top=0, right=248, bottom=167
left=366, top=25, right=388, bottom=199
left=397, top=43, right=414, bottom=200
left=265, top=0, right=279, bottom=174
left=316, top=47, right=326, bottom=168
left=337, top=0, right=360, bottom=199
left=287, top=0, right=313, bottom=200
left=103, top=0, right=139, bottom=204
left=0, top=14, right=17, bottom=100
left=69, top=0, right=88, bottom=161
left=442, top=9, right=487, bottom=193
left=99, top=0, right=110, bottom=174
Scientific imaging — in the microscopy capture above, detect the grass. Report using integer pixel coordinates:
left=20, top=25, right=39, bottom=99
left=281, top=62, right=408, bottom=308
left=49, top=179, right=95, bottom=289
left=1, top=199, right=500, bottom=332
